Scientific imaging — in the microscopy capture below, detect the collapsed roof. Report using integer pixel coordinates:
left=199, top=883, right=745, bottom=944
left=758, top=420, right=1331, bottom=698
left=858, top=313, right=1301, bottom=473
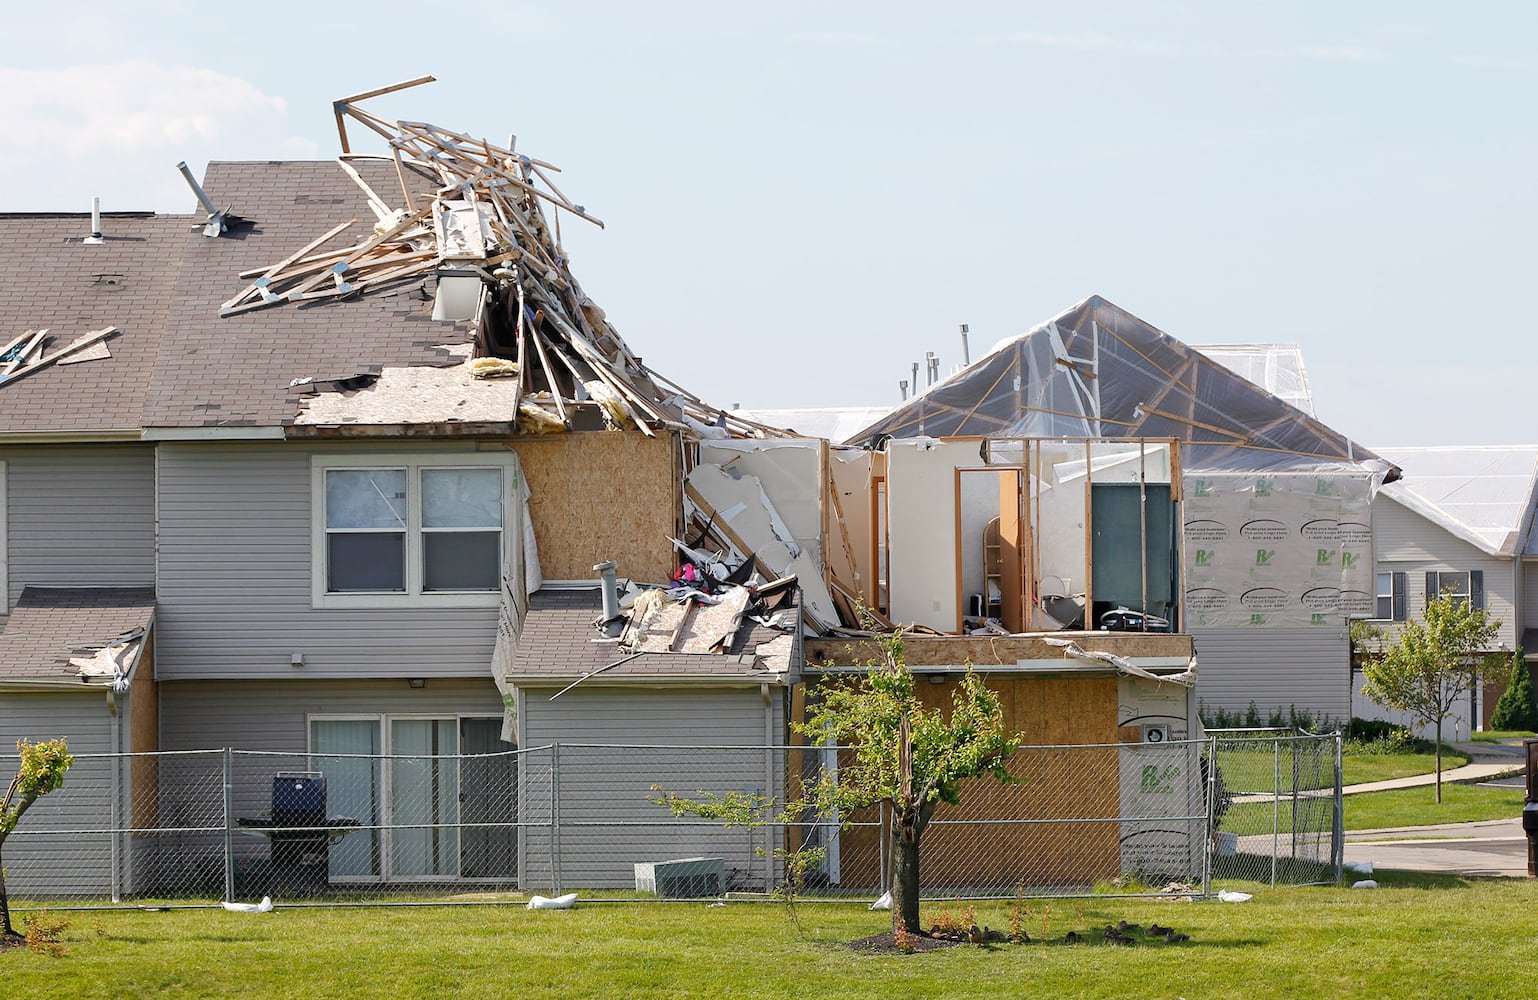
left=853, top=295, right=1395, bottom=477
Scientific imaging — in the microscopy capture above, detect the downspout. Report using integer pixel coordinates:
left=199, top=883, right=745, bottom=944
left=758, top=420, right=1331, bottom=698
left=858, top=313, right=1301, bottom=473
left=106, top=687, right=122, bottom=903
left=762, top=681, right=774, bottom=893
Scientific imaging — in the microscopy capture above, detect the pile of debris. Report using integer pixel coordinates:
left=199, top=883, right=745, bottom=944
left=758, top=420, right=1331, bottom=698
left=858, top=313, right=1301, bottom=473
left=0, top=327, right=116, bottom=387
left=218, top=76, right=784, bottom=441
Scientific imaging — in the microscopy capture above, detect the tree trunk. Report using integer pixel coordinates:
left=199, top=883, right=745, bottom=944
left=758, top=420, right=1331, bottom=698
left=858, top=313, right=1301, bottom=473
left=0, top=841, right=17, bottom=942
left=892, top=835, right=921, bottom=935
left=1434, top=717, right=1443, bottom=805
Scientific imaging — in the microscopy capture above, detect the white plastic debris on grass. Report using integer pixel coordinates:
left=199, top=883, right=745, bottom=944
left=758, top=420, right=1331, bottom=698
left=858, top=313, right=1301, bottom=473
left=1351, top=880, right=1379, bottom=890
left=221, top=896, right=273, bottom=913
left=1217, top=890, right=1252, bottom=903
left=869, top=890, right=892, bottom=911
left=527, top=893, right=578, bottom=910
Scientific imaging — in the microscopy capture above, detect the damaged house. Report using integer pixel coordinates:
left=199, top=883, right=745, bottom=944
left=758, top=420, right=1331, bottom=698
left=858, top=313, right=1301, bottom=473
left=0, top=79, right=1355, bottom=899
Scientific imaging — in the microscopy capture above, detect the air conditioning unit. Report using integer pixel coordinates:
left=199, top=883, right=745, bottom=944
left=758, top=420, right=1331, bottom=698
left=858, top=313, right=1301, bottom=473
left=634, top=857, right=725, bottom=898
left=1142, top=724, right=1170, bottom=744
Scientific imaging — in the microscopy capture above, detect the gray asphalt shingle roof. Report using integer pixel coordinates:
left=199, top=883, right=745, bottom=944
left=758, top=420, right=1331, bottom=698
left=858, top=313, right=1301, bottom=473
left=0, top=586, right=156, bottom=682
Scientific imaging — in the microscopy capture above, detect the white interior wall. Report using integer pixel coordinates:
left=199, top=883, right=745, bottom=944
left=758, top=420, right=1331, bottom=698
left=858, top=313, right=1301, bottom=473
left=828, top=449, right=872, bottom=604
left=886, top=440, right=977, bottom=630
left=958, top=470, right=1004, bottom=614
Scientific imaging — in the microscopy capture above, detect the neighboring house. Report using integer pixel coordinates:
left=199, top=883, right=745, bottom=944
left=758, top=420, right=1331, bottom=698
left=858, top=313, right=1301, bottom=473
left=1354, top=445, right=1538, bottom=736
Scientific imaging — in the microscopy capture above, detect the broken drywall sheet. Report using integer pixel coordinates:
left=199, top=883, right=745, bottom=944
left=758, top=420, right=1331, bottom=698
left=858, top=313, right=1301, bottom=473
left=699, top=440, right=823, bottom=548
left=685, top=463, right=839, bottom=630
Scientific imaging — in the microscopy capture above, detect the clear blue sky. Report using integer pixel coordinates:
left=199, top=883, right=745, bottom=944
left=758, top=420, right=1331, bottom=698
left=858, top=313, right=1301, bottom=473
left=3, top=2, right=1533, bottom=447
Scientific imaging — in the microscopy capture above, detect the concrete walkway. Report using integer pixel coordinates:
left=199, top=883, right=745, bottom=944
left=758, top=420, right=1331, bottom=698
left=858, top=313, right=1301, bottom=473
left=1341, top=739, right=1525, bottom=796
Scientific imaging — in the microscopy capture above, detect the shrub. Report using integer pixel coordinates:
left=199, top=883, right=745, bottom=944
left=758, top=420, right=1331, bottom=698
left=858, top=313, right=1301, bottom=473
left=1490, top=649, right=1538, bottom=732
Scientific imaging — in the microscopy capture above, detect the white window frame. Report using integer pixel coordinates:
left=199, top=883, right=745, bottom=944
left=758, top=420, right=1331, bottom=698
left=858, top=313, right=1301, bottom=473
left=311, top=453, right=517, bottom=610
left=1372, top=571, right=1406, bottom=622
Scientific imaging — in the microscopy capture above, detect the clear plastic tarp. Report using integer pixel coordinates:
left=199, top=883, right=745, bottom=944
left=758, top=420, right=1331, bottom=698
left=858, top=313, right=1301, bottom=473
left=850, top=295, right=1394, bottom=478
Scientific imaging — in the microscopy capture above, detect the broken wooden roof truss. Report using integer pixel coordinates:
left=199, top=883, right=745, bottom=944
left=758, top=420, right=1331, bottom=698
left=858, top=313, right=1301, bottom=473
left=221, top=75, right=786, bottom=441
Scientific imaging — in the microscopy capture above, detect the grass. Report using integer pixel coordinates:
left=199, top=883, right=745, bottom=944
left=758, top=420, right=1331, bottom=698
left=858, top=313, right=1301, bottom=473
left=5, top=877, right=1538, bottom=998
left=1341, top=747, right=1470, bottom=785
left=1472, top=730, right=1536, bottom=743
left=1223, top=782, right=1524, bottom=835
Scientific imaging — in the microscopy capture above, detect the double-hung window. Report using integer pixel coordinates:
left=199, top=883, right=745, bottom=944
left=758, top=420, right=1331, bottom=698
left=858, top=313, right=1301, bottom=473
left=1374, top=571, right=1406, bottom=621
left=1426, top=570, right=1483, bottom=611
left=313, top=455, right=512, bottom=608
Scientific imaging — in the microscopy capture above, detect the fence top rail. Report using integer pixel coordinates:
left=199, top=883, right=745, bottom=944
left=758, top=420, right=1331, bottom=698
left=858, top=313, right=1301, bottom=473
left=541, top=739, right=1213, bottom=752
left=1213, top=732, right=1343, bottom=745
left=15, top=748, right=227, bottom=762
left=230, top=745, right=556, bottom=761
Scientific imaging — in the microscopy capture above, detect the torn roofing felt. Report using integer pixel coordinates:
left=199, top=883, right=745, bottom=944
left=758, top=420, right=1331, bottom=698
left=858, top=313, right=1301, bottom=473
left=0, top=587, right=155, bottom=687
left=171, top=76, right=787, bottom=442
left=851, top=294, right=1398, bottom=477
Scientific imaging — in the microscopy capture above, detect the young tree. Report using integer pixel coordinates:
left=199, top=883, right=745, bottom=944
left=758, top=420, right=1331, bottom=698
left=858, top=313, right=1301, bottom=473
left=1361, top=595, right=1500, bottom=803
left=1, top=738, right=74, bottom=944
left=1489, top=648, right=1538, bottom=733
left=799, top=629, right=1023, bottom=936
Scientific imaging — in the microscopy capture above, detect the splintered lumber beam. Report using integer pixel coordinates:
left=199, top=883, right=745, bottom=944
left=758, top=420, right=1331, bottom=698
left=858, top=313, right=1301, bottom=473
left=222, top=220, right=358, bottom=313
left=332, top=75, right=437, bottom=152
left=1, top=328, right=48, bottom=377
left=279, top=206, right=432, bottom=304
left=0, top=327, right=115, bottom=386
left=335, top=158, right=397, bottom=222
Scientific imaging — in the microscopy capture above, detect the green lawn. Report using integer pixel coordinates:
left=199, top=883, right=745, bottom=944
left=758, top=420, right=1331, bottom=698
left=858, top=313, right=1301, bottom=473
left=6, top=877, right=1538, bottom=998
left=1223, top=782, right=1524, bottom=835
left=1472, top=730, right=1536, bottom=743
left=1342, top=748, right=1470, bottom=785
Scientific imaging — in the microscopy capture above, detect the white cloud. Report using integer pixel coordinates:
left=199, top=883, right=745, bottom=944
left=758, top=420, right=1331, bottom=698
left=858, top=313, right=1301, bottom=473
left=0, top=60, right=313, bottom=212
left=1296, top=45, right=1389, bottom=63
left=980, top=31, right=1179, bottom=57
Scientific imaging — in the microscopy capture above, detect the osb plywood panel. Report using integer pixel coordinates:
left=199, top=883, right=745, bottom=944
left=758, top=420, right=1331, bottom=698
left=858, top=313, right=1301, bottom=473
left=511, top=432, right=680, bottom=583
left=820, top=676, right=1121, bottom=890
left=131, top=632, right=159, bottom=829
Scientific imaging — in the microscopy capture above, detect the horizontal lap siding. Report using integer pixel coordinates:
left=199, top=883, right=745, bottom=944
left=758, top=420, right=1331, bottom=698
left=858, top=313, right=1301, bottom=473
left=0, top=692, right=118, bottom=896
left=155, top=442, right=498, bottom=680
left=1, top=444, right=156, bottom=622
left=153, top=678, right=508, bottom=890
left=519, top=686, right=785, bottom=890
left=1373, top=499, right=1518, bottom=649
left=1191, top=626, right=1350, bottom=726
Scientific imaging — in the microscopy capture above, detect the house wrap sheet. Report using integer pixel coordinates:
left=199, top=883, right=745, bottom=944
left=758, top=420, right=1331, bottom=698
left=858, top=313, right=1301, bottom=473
left=1183, top=472, right=1375, bottom=628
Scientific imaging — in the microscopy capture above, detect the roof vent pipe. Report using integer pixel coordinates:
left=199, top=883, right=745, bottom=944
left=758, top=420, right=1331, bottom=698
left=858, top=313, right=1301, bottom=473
left=959, top=323, right=970, bottom=365
left=911, top=361, right=920, bottom=393
left=594, top=560, right=620, bottom=622
left=926, top=352, right=939, bottom=385
left=84, top=196, right=104, bottom=245
left=899, top=379, right=909, bottom=401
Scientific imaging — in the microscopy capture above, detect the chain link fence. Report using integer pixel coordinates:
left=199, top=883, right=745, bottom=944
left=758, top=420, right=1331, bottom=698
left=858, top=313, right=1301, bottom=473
left=2, top=733, right=1339, bottom=908
left=1207, top=730, right=1343, bottom=887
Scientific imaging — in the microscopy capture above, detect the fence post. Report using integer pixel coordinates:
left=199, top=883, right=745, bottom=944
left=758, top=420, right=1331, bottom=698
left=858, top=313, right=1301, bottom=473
left=1290, top=735, right=1302, bottom=871
left=110, top=747, right=122, bottom=902
left=1203, top=735, right=1216, bottom=897
left=549, top=741, right=561, bottom=895
left=1332, top=732, right=1345, bottom=884
left=1271, top=738, right=1280, bottom=889
left=223, top=749, right=235, bottom=904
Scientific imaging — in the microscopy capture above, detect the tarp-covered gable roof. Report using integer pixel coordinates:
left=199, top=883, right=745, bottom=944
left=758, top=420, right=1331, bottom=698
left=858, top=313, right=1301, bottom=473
left=1373, top=445, right=1538, bottom=556
left=852, top=295, right=1392, bottom=475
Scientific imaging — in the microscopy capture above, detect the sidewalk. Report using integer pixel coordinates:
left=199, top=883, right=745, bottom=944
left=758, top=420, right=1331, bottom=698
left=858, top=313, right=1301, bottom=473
left=1341, top=740, right=1525, bottom=796
left=1343, top=819, right=1530, bottom=878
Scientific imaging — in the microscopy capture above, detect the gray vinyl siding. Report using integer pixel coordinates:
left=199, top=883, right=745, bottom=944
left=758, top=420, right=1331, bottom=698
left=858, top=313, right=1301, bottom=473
left=1522, top=562, right=1538, bottom=645
left=0, top=444, right=156, bottom=621
left=152, top=678, right=508, bottom=892
left=1190, top=626, right=1350, bottom=726
left=154, top=441, right=499, bottom=680
left=0, top=690, right=120, bottom=898
left=517, top=685, right=787, bottom=891
left=1371, top=496, right=1518, bottom=649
